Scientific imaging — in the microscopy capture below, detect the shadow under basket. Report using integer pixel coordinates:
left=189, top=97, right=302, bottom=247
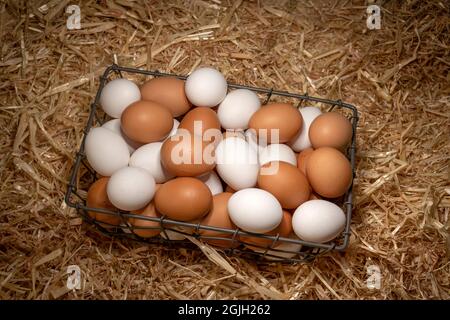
left=65, top=64, right=359, bottom=264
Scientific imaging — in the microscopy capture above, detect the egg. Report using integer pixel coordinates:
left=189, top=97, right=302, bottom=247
left=215, top=137, right=259, bottom=190
left=251, top=234, right=302, bottom=260
left=178, top=107, right=221, bottom=137
left=228, top=188, right=282, bottom=233
left=160, top=132, right=215, bottom=177
left=155, top=177, right=212, bottom=221
left=245, top=128, right=266, bottom=155
left=296, top=147, right=314, bottom=175
left=217, top=89, right=261, bottom=130
left=292, top=200, right=346, bottom=243
left=140, top=77, right=192, bottom=117
left=85, top=127, right=130, bottom=176
left=107, top=166, right=156, bottom=211
left=249, top=103, right=303, bottom=143
left=199, top=192, right=239, bottom=248
left=258, top=144, right=297, bottom=166
left=102, top=119, right=142, bottom=153
left=309, top=112, right=353, bottom=150
left=128, top=201, right=161, bottom=238
left=121, top=100, right=174, bottom=144
left=196, top=171, right=223, bottom=195
left=288, top=106, right=322, bottom=151
left=306, top=147, right=352, bottom=198
left=185, top=67, right=227, bottom=107
left=257, top=161, right=310, bottom=209
left=100, top=78, right=141, bottom=118
left=129, top=142, right=174, bottom=183
left=87, top=177, right=120, bottom=228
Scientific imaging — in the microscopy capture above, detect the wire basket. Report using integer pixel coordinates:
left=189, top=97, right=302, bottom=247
left=64, top=64, right=359, bottom=263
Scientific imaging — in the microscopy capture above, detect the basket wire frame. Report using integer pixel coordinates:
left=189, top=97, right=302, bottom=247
left=64, top=64, right=359, bottom=263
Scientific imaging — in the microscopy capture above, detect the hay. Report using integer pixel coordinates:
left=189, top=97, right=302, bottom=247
left=1, top=0, right=449, bottom=300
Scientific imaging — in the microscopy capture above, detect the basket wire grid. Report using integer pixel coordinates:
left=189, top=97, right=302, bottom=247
left=64, top=64, right=359, bottom=263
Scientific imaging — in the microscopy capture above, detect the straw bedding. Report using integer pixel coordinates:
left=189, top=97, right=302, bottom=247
left=0, top=0, right=448, bottom=300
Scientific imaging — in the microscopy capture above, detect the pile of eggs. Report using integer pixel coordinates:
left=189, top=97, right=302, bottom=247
left=84, top=67, right=354, bottom=259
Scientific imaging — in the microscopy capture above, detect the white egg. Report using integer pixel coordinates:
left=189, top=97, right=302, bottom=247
left=217, top=89, right=261, bottom=130
left=215, top=137, right=259, bottom=190
left=129, top=142, right=174, bottom=183
left=244, top=129, right=266, bottom=156
left=99, top=78, right=141, bottom=118
left=259, top=144, right=297, bottom=166
left=85, top=127, right=130, bottom=176
left=251, top=235, right=303, bottom=260
left=292, top=200, right=346, bottom=243
left=196, top=171, right=223, bottom=195
left=289, top=106, right=322, bottom=151
left=228, top=188, right=282, bottom=233
left=185, top=67, right=227, bottom=107
left=166, top=119, right=180, bottom=139
left=107, top=166, right=155, bottom=211
left=102, top=119, right=141, bottom=153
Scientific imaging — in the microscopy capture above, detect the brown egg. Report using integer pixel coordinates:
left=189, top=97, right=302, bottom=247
left=309, top=112, right=353, bottom=150
left=87, top=177, right=120, bottom=228
left=121, top=100, right=173, bottom=144
left=140, top=77, right=192, bottom=117
left=160, top=132, right=216, bottom=176
left=225, top=185, right=236, bottom=193
left=306, top=147, right=352, bottom=198
left=242, top=210, right=292, bottom=249
left=129, top=201, right=161, bottom=238
left=297, top=147, right=314, bottom=175
left=257, top=161, right=310, bottom=209
left=155, top=177, right=213, bottom=221
left=199, top=192, right=239, bottom=248
left=249, top=103, right=302, bottom=143
left=179, top=107, right=221, bottom=137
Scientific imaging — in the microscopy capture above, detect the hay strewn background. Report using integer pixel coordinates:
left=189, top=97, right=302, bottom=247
left=1, top=0, right=449, bottom=299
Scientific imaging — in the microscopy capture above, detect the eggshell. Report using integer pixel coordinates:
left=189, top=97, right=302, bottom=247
left=249, top=103, right=303, bottom=143
left=288, top=106, right=322, bottom=151
left=179, top=107, right=221, bottom=137
left=217, top=89, right=261, bottom=130
left=292, top=200, right=346, bottom=243
left=228, top=188, right=283, bottom=233
left=257, top=161, right=310, bottom=209
left=185, top=67, right=227, bottom=107
left=102, top=119, right=142, bottom=154
left=140, top=77, right=192, bottom=117
left=87, top=177, right=120, bottom=228
left=155, top=177, right=212, bottom=221
left=196, top=171, right=223, bottom=195
left=121, top=100, right=174, bottom=144
left=309, top=112, right=353, bottom=150
left=129, top=201, right=161, bottom=238
left=296, top=147, right=314, bottom=175
left=215, top=137, right=259, bottom=190
left=306, top=147, right=352, bottom=198
left=259, top=144, right=297, bottom=166
left=85, top=127, right=130, bottom=176
left=100, top=78, right=141, bottom=118
left=129, top=142, right=174, bottom=183
left=199, top=192, right=239, bottom=248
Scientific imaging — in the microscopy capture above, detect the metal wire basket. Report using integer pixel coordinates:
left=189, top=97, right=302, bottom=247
left=64, top=64, right=358, bottom=263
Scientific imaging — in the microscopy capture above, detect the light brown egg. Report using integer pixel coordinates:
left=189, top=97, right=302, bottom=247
left=140, top=77, right=192, bottom=117
left=248, top=103, right=302, bottom=143
left=257, top=161, right=310, bottom=209
left=129, top=201, right=161, bottom=238
left=160, top=132, right=216, bottom=176
left=306, top=147, right=352, bottom=198
left=297, top=147, right=314, bottom=175
left=243, top=210, right=292, bottom=249
left=199, top=192, right=239, bottom=248
left=309, top=112, right=353, bottom=150
left=179, top=107, right=221, bottom=137
left=121, top=100, right=173, bottom=144
left=87, top=177, right=120, bottom=228
left=155, top=177, right=213, bottom=221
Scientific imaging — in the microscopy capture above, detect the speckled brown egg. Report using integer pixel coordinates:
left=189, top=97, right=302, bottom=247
left=87, top=177, right=120, bottom=228
left=155, top=177, right=213, bottom=221
left=140, top=77, right=192, bottom=117
left=121, top=100, right=173, bottom=143
left=199, top=192, right=239, bottom=248
left=257, top=161, right=310, bottom=209
left=248, top=103, right=302, bottom=143
left=129, top=201, right=161, bottom=238
left=160, top=132, right=216, bottom=176
left=309, top=112, right=353, bottom=150
left=179, top=107, right=220, bottom=137
left=297, top=147, right=314, bottom=175
left=306, top=147, right=352, bottom=198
